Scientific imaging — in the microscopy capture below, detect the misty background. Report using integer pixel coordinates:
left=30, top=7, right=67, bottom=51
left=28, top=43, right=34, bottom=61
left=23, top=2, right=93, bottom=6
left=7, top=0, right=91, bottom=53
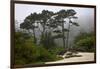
left=15, top=4, right=94, bottom=47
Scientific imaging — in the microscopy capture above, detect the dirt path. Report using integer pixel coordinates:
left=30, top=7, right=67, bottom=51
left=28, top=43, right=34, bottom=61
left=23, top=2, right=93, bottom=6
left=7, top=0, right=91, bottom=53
left=45, top=52, right=94, bottom=64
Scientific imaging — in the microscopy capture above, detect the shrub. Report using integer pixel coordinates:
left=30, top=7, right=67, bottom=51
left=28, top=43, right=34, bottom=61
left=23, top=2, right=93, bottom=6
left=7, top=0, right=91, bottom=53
left=74, top=32, right=95, bottom=52
left=15, top=32, right=60, bottom=65
left=15, top=32, right=37, bottom=64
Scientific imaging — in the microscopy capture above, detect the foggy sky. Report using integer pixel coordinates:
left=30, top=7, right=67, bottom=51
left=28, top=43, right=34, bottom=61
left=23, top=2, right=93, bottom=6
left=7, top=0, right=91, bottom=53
left=15, top=4, right=94, bottom=23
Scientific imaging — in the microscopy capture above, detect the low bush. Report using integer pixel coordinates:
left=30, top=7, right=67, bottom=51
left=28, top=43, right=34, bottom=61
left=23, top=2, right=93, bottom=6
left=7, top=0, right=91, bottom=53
left=74, top=32, right=95, bottom=52
left=15, top=32, right=62, bottom=65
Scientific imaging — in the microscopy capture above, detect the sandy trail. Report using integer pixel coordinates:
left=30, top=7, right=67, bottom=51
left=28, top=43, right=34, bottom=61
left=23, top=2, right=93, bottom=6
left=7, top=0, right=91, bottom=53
left=45, top=52, right=94, bottom=64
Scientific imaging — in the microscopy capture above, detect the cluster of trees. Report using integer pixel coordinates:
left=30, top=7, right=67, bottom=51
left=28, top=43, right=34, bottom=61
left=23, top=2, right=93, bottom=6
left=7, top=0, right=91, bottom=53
left=20, top=9, right=79, bottom=49
left=14, top=9, right=80, bottom=65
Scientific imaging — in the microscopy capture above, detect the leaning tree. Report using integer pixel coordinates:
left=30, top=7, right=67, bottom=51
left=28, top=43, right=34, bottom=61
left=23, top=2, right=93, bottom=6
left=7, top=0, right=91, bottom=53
left=51, top=9, right=79, bottom=50
left=20, top=13, right=39, bottom=44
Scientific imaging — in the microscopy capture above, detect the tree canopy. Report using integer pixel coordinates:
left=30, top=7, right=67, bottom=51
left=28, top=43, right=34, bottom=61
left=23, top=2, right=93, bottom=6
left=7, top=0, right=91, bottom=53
left=20, top=9, right=79, bottom=49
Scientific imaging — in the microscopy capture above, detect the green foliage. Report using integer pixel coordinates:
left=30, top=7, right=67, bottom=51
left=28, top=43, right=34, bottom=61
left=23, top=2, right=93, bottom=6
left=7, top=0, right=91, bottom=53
left=74, top=32, right=94, bottom=43
left=48, top=47, right=65, bottom=55
left=15, top=32, right=36, bottom=64
left=74, top=32, right=95, bottom=52
left=35, top=46, right=60, bottom=62
left=15, top=32, right=61, bottom=65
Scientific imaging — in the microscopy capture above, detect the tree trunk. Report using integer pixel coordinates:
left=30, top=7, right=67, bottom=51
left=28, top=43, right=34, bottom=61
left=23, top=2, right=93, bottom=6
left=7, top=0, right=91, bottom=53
left=66, top=19, right=71, bottom=50
left=62, top=21, right=66, bottom=48
left=40, top=24, right=46, bottom=46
